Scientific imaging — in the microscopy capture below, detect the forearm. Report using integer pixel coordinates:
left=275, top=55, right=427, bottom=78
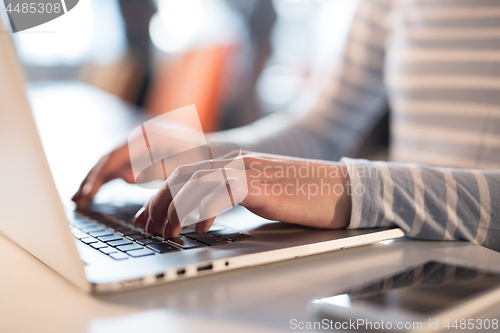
left=208, top=112, right=344, bottom=160
left=342, top=158, right=500, bottom=251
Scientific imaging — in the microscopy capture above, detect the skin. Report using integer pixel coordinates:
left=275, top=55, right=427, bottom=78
left=72, top=143, right=135, bottom=208
left=73, top=146, right=352, bottom=238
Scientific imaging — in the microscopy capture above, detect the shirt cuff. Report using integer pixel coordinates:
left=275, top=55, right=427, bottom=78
left=341, top=157, right=379, bottom=229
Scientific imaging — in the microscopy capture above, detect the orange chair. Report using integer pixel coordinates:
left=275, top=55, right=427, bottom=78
left=145, top=45, right=234, bottom=133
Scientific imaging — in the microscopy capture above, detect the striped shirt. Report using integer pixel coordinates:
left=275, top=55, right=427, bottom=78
left=213, top=0, right=500, bottom=251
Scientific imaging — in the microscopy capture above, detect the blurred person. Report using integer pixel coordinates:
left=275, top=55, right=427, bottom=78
left=221, top=0, right=277, bottom=128
left=117, top=0, right=156, bottom=106
left=73, top=0, right=500, bottom=251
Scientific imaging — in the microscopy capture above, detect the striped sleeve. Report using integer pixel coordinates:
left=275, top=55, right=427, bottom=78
left=342, top=158, right=500, bottom=252
left=210, top=0, right=389, bottom=161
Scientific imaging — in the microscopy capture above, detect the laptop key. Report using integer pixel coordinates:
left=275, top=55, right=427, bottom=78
left=146, top=243, right=179, bottom=253
left=196, top=237, right=229, bottom=246
left=185, top=233, right=228, bottom=246
left=127, top=248, right=155, bottom=258
left=85, top=211, right=106, bottom=220
left=73, top=232, right=88, bottom=239
left=184, top=232, right=211, bottom=240
left=126, top=233, right=147, bottom=241
left=108, top=239, right=133, bottom=247
left=71, top=220, right=94, bottom=228
left=211, top=232, right=254, bottom=242
left=80, top=225, right=105, bottom=233
left=117, top=244, right=143, bottom=252
left=179, top=224, right=225, bottom=235
left=208, top=228, right=238, bottom=236
left=109, top=252, right=129, bottom=260
left=80, top=237, right=98, bottom=244
left=89, top=230, right=114, bottom=238
left=98, top=234, right=123, bottom=242
left=100, top=221, right=122, bottom=230
left=100, top=247, right=118, bottom=254
left=136, top=238, right=161, bottom=246
left=90, top=241, right=107, bottom=249
left=116, top=229, right=141, bottom=236
left=167, top=237, right=205, bottom=249
left=224, top=233, right=253, bottom=242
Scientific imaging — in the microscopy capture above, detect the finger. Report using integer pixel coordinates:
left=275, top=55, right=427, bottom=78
left=145, top=168, right=217, bottom=236
left=73, top=146, right=130, bottom=207
left=72, top=168, right=103, bottom=208
left=158, top=166, right=248, bottom=236
left=195, top=217, right=216, bottom=233
left=164, top=201, right=183, bottom=238
left=172, top=168, right=242, bottom=227
left=121, top=167, right=136, bottom=184
left=145, top=185, right=173, bottom=234
left=73, top=158, right=117, bottom=208
left=161, top=168, right=231, bottom=237
left=133, top=199, right=151, bottom=225
left=107, top=164, right=135, bottom=185
left=194, top=181, right=234, bottom=233
left=194, top=177, right=248, bottom=232
left=72, top=166, right=98, bottom=202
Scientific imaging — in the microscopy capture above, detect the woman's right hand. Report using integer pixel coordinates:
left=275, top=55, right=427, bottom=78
left=72, top=143, right=135, bottom=209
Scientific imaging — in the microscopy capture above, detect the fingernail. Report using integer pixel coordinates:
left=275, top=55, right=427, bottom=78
left=82, top=183, right=92, bottom=197
left=135, top=206, right=145, bottom=218
left=133, top=206, right=145, bottom=223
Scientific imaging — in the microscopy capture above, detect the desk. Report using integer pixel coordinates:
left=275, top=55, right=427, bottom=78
left=2, top=82, right=500, bottom=333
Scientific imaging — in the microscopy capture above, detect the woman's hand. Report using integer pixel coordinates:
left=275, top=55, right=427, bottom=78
left=134, top=152, right=352, bottom=238
left=72, top=143, right=135, bottom=209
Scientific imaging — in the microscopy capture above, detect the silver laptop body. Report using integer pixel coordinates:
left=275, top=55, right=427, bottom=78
left=0, top=8, right=404, bottom=294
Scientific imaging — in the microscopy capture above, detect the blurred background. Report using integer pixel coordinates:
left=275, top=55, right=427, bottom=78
left=15, top=0, right=360, bottom=133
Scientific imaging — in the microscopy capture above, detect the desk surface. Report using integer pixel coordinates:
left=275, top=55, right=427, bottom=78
left=2, top=82, right=500, bottom=333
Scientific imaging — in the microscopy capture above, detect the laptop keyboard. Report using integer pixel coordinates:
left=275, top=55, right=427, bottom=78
left=68, top=204, right=253, bottom=260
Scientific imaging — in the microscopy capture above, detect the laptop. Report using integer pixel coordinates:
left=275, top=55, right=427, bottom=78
left=0, top=7, right=404, bottom=294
